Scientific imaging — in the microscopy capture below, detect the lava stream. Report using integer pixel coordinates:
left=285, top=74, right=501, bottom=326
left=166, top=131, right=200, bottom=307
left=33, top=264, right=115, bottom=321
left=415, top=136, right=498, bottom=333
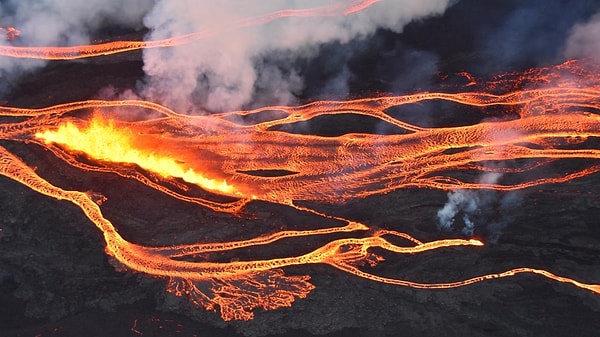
left=0, top=0, right=381, bottom=60
left=0, top=60, right=599, bottom=320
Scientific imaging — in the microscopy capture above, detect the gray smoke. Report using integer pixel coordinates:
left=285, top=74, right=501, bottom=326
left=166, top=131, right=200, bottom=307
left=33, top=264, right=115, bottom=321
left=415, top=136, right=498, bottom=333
left=140, top=0, right=455, bottom=113
left=1, top=1, right=455, bottom=109
left=437, top=189, right=478, bottom=236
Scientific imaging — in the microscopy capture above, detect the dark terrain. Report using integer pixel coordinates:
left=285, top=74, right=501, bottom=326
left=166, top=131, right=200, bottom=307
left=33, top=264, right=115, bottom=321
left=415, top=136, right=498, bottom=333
left=1, top=1, right=600, bottom=336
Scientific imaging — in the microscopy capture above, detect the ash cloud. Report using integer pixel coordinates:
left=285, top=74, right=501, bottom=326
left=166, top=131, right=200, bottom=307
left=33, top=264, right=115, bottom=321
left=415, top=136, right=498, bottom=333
left=139, top=0, right=455, bottom=113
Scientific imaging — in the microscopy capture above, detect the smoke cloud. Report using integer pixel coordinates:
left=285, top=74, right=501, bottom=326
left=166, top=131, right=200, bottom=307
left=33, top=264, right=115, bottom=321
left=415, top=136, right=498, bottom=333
left=140, top=0, right=455, bottom=113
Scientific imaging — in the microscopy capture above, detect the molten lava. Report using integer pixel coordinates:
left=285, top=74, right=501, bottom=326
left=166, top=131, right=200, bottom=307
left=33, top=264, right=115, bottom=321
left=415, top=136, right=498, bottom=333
left=0, top=0, right=381, bottom=60
left=35, top=118, right=237, bottom=196
left=0, top=1, right=599, bottom=319
left=0, top=26, right=20, bottom=41
left=0, top=59, right=599, bottom=320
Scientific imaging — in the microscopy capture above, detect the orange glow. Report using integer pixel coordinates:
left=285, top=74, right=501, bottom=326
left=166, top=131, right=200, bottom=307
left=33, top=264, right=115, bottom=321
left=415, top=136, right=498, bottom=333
left=0, top=26, right=20, bottom=41
left=35, top=118, right=237, bottom=196
left=0, top=0, right=381, bottom=60
left=0, top=60, right=599, bottom=320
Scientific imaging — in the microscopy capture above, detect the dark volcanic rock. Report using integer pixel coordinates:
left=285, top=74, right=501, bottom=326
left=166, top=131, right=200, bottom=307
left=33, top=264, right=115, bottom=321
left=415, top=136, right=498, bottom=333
left=1, top=1, right=600, bottom=337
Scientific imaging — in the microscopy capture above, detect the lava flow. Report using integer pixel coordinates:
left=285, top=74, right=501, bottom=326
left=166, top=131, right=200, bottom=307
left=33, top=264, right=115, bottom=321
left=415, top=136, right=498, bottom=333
left=0, top=59, right=599, bottom=320
left=0, top=0, right=381, bottom=60
left=0, top=26, right=20, bottom=41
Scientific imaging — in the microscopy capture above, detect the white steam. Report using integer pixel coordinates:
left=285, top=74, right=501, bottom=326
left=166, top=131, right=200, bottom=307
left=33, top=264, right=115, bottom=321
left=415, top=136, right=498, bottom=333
left=0, top=0, right=153, bottom=93
left=436, top=126, right=525, bottom=241
left=564, top=11, right=600, bottom=62
left=0, top=0, right=152, bottom=46
left=437, top=170, right=523, bottom=242
left=437, top=189, right=478, bottom=235
left=140, top=0, right=454, bottom=113
left=437, top=172, right=502, bottom=236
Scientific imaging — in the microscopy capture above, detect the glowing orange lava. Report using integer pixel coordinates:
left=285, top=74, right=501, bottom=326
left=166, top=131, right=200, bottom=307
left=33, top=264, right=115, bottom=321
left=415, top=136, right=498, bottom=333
left=36, top=118, right=237, bottom=196
left=0, top=26, right=20, bottom=41
left=0, top=0, right=381, bottom=60
left=0, top=59, right=599, bottom=320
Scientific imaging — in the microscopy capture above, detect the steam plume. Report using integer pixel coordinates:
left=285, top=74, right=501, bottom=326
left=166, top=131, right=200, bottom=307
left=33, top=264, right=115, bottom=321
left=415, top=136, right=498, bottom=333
left=436, top=129, right=523, bottom=242
left=437, top=173, right=502, bottom=237
left=0, top=0, right=153, bottom=94
left=140, top=0, right=455, bottom=113
left=565, top=12, right=600, bottom=62
left=437, top=172, right=522, bottom=242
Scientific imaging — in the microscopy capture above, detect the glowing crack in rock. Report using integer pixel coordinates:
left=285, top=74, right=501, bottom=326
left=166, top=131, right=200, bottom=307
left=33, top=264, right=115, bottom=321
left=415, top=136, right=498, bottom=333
left=0, top=59, right=599, bottom=320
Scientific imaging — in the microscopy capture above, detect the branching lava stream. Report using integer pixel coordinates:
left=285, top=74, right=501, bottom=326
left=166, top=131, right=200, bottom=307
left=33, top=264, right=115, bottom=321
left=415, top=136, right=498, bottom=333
left=0, top=59, right=599, bottom=320
left=1, top=2, right=599, bottom=319
left=0, top=0, right=382, bottom=60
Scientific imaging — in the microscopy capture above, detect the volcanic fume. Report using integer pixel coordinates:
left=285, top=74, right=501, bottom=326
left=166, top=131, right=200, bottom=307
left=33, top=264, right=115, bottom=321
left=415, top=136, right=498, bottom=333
left=0, top=0, right=599, bottom=336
